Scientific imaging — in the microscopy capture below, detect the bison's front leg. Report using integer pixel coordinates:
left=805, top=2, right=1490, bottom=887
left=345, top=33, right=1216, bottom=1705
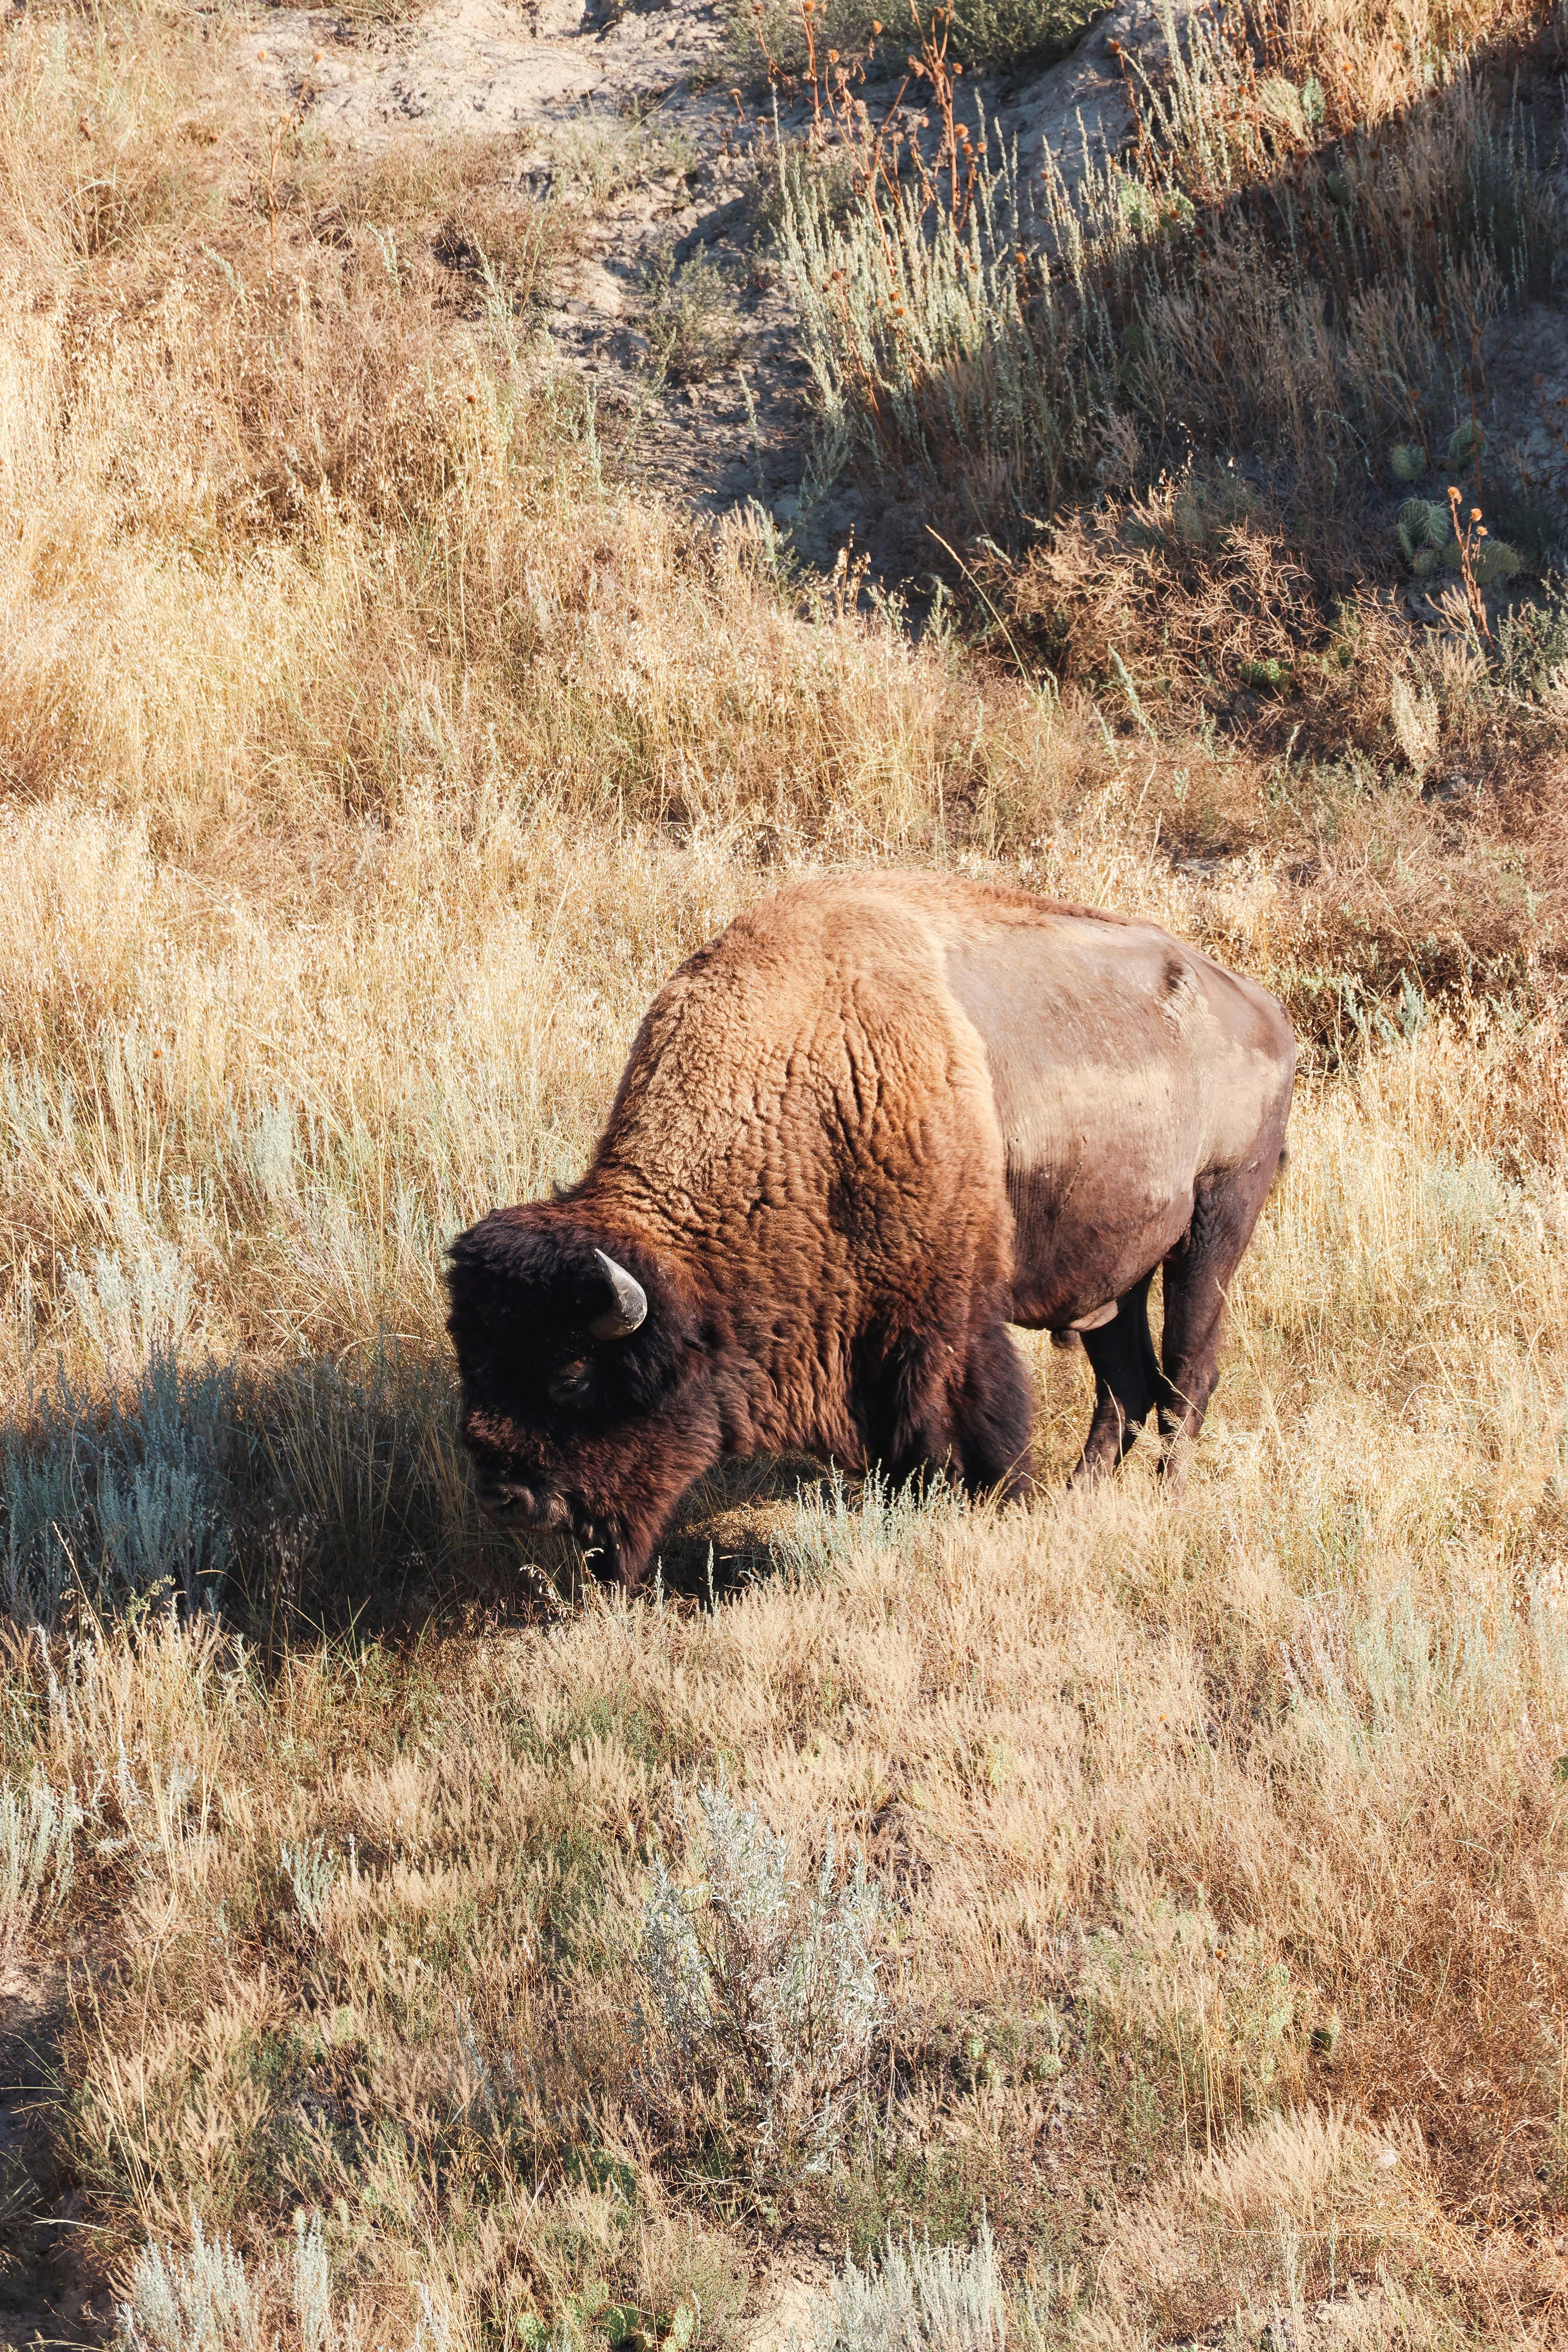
left=867, top=1316, right=1034, bottom=1500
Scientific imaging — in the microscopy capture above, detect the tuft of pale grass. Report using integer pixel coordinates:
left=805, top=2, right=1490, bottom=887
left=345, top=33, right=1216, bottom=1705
left=0, top=1773, right=81, bottom=1957
left=800, top=2217, right=1007, bottom=2349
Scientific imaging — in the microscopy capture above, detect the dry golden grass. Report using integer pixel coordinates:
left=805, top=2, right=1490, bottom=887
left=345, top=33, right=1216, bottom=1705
left=1257, top=0, right=1545, bottom=135
left=10, top=1047, right=1568, bottom=2342
left=0, top=5, right=1567, bottom=2350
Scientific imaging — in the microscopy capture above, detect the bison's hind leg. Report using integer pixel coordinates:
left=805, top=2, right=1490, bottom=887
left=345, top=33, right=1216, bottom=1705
left=1071, top=1273, right=1163, bottom=1481
left=1156, top=1156, right=1281, bottom=1476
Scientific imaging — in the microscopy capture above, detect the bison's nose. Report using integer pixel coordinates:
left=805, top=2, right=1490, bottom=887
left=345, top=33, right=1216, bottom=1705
left=477, top=1479, right=571, bottom=1533
left=476, top=1479, right=527, bottom=1520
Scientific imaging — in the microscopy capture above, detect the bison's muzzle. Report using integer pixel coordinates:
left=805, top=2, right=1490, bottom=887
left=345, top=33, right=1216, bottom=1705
left=472, top=1473, right=574, bottom=1533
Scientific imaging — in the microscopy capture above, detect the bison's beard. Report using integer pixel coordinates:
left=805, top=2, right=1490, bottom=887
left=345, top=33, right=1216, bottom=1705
left=475, top=1476, right=625, bottom=1584
left=469, top=1432, right=715, bottom=1594
left=461, top=1373, right=729, bottom=1590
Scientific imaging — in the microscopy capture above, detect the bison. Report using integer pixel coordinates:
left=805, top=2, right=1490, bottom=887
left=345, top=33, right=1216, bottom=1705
left=447, top=873, right=1294, bottom=1588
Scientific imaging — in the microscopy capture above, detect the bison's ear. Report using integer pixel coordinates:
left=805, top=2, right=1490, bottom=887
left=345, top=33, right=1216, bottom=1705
left=590, top=1249, right=647, bottom=1341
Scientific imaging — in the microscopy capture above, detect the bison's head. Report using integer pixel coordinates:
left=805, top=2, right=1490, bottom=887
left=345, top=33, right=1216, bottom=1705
left=445, top=1206, right=715, bottom=1589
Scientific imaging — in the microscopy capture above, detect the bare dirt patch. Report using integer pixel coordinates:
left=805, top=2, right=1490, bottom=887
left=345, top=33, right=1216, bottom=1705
left=239, top=0, right=1227, bottom=578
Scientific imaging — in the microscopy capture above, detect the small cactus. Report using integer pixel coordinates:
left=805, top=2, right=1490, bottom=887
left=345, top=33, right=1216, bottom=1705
left=1447, top=420, right=1484, bottom=466
left=1300, top=75, right=1325, bottom=128
left=1411, top=547, right=1440, bottom=577
left=1395, top=499, right=1450, bottom=567
left=1472, top=539, right=1520, bottom=586
left=1239, top=656, right=1290, bottom=694
left=1390, top=442, right=1426, bottom=484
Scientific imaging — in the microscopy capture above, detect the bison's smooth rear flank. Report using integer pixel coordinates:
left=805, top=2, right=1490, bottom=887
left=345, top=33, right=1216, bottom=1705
left=447, top=874, right=1295, bottom=1589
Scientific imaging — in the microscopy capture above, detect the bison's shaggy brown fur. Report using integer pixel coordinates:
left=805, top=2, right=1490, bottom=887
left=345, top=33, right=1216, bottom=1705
left=447, top=874, right=1295, bottom=1588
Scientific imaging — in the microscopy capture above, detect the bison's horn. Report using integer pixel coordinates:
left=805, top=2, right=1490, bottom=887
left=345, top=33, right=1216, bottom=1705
left=590, top=1248, right=647, bottom=1340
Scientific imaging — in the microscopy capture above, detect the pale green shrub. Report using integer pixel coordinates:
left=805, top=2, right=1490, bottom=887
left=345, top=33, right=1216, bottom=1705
left=116, top=2210, right=418, bottom=2352
left=290, top=2212, right=335, bottom=2352
left=0, top=1775, right=82, bottom=1954
left=1496, top=586, right=1568, bottom=708
left=778, top=122, right=1101, bottom=516
left=802, top=2218, right=1007, bottom=2350
left=0, top=1353, right=234, bottom=1622
left=278, top=1837, right=340, bottom=1935
left=642, top=250, right=747, bottom=384
left=66, top=1235, right=195, bottom=1377
left=641, top=1782, right=884, bottom=2169
left=117, top=2216, right=262, bottom=2352
left=773, top=1466, right=965, bottom=1586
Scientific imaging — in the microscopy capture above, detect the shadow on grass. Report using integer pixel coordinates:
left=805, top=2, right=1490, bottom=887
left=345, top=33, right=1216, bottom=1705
left=0, top=1964, right=99, bottom=2349
left=0, top=1344, right=841, bottom=1656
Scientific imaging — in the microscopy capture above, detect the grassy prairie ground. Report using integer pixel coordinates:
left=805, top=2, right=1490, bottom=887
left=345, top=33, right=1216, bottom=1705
left=2, top=2, right=1568, bottom=2347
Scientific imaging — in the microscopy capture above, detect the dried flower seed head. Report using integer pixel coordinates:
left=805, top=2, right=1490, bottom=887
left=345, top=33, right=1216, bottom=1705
left=872, top=16, right=882, bottom=26
left=828, top=46, right=838, bottom=60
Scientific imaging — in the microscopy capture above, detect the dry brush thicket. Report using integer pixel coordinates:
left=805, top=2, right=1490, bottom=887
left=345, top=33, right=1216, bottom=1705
left=777, top=0, right=1561, bottom=540
left=1, top=1, right=1568, bottom=2347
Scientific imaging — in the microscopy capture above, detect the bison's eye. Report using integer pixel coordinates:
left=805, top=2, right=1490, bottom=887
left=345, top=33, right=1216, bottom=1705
left=547, top=1359, right=595, bottom=1407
